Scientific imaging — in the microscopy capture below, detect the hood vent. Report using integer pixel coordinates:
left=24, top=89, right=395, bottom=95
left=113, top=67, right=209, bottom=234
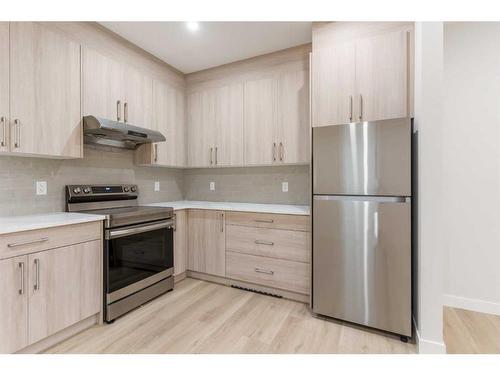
left=83, top=116, right=166, bottom=150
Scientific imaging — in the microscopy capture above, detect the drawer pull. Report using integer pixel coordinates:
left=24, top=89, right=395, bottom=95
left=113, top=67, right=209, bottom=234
left=255, top=219, right=274, bottom=223
left=254, top=240, right=274, bottom=246
left=255, top=268, right=274, bottom=275
left=7, top=237, right=49, bottom=248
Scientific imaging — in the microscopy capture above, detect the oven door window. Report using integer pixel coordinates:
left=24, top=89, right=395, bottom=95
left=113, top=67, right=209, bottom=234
left=106, top=227, right=173, bottom=294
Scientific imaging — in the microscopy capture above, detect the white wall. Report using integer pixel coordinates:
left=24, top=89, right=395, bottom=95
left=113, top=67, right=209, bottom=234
left=443, top=23, right=500, bottom=315
left=413, top=22, right=446, bottom=354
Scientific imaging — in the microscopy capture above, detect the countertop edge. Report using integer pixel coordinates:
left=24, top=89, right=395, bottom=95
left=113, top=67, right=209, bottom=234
left=0, top=214, right=106, bottom=235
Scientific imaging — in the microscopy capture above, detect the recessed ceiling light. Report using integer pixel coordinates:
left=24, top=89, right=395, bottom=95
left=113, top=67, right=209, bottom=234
left=186, top=22, right=199, bottom=32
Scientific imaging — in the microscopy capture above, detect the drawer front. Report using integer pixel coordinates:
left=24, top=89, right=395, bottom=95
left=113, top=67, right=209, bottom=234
left=226, top=225, right=310, bottom=263
left=226, top=251, right=310, bottom=294
left=225, top=212, right=310, bottom=232
left=0, top=222, right=102, bottom=259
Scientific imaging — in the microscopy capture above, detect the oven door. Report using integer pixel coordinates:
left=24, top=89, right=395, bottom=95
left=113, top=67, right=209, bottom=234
left=104, top=218, right=174, bottom=303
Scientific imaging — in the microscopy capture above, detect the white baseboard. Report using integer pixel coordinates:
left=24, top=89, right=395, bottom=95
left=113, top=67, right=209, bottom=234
left=444, top=294, right=500, bottom=316
left=413, top=316, right=447, bottom=354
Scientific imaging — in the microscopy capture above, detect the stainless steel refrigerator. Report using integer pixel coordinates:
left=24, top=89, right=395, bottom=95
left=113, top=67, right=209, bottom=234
left=312, top=117, right=412, bottom=339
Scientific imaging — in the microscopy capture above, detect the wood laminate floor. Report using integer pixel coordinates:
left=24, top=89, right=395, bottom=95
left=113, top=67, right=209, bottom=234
left=45, top=278, right=416, bottom=354
left=444, top=306, right=500, bottom=354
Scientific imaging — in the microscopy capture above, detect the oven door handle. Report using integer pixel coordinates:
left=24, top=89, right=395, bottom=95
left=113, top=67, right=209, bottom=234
left=106, top=219, right=174, bottom=240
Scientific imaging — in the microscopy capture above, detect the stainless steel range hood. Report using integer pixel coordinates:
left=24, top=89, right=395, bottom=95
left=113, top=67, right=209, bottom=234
left=83, top=116, right=165, bottom=150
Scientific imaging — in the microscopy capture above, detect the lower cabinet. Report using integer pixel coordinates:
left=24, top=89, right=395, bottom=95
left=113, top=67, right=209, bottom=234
left=187, top=209, right=225, bottom=277
left=173, top=210, right=188, bottom=277
left=0, top=225, right=102, bottom=354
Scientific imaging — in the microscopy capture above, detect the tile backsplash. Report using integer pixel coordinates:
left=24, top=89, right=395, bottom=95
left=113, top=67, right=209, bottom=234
left=0, top=146, right=184, bottom=216
left=184, top=165, right=310, bottom=205
left=0, top=148, right=310, bottom=217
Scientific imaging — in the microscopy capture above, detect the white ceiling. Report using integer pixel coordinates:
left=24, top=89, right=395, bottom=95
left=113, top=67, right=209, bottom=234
left=99, top=22, right=312, bottom=74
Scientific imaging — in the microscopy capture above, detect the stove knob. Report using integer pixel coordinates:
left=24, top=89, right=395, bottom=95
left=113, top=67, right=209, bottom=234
left=83, top=187, right=91, bottom=194
left=124, top=186, right=130, bottom=192
left=72, top=187, right=81, bottom=194
left=131, top=186, right=137, bottom=192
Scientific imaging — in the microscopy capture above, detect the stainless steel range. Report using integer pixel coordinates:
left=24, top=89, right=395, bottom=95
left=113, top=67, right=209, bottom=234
left=66, top=184, right=175, bottom=323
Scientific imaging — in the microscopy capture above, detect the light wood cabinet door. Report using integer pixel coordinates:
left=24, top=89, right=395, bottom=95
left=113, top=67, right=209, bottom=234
left=355, top=30, right=409, bottom=122
left=312, top=40, right=356, bottom=127
left=277, top=69, right=310, bottom=163
left=0, top=22, right=9, bottom=153
left=187, top=209, right=225, bottom=277
left=187, top=90, right=215, bottom=167
left=10, top=22, right=81, bottom=158
left=124, top=66, right=153, bottom=128
left=0, top=255, right=28, bottom=353
left=214, top=83, right=244, bottom=166
left=174, top=210, right=188, bottom=276
left=244, top=77, right=278, bottom=165
left=83, top=47, right=124, bottom=121
left=28, top=240, right=101, bottom=345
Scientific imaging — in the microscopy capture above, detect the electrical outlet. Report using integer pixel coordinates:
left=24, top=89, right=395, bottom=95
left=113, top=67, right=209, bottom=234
left=36, top=181, right=47, bottom=195
left=209, top=181, right=216, bottom=191
left=282, top=181, right=289, bottom=193
left=154, top=181, right=160, bottom=192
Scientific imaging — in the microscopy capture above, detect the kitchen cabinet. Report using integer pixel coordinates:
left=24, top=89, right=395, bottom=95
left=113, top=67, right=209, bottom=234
left=0, top=255, right=28, bottom=353
left=355, top=29, right=409, bottom=122
left=174, top=210, right=188, bottom=277
left=0, top=22, right=9, bottom=154
left=187, top=209, right=225, bottom=277
left=243, top=77, right=278, bottom=165
left=312, top=41, right=356, bottom=127
left=123, top=66, right=153, bottom=128
left=244, top=72, right=309, bottom=165
left=136, top=79, right=186, bottom=167
left=312, top=23, right=412, bottom=126
left=187, top=83, right=244, bottom=167
left=9, top=22, right=81, bottom=158
left=28, top=240, right=101, bottom=345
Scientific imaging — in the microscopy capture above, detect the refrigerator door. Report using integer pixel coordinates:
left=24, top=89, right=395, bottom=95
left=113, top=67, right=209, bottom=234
left=312, top=195, right=412, bottom=336
left=313, top=117, right=411, bottom=196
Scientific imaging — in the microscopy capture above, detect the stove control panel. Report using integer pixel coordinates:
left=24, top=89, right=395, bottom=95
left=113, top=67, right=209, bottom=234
left=66, top=184, right=139, bottom=201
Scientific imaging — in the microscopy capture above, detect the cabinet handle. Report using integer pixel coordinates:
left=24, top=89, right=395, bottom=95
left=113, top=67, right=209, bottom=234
left=34, top=258, right=40, bottom=291
left=117, top=100, right=121, bottom=122
left=279, top=142, right=284, bottom=162
left=215, top=147, right=218, bottom=165
left=154, top=144, right=158, bottom=163
left=255, top=240, right=274, bottom=246
left=359, top=94, right=363, bottom=121
left=18, top=262, right=25, bottom=295
left=220, top=213, right=224, bottom=233
left=124, top=102, right=128, bottom=123
left=7, top=237, right=49, bottom=248
left=349, top=95, right=353, bottom=122
left=255, top=219, right=274, bottom=223
left=0, top=116, right=5, bottom=147
left=14, top=119, right=20, bottom=148
left=210, top=147, right=213, bottom=165
left=255, top=268, right=274, bottom=275
left=272, top=142, right=276, bottom=162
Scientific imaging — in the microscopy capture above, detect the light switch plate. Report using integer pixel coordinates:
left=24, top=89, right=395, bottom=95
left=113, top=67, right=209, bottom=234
left=36, top=181, right=47, bottom=195
left=282, top=181, right=289, bottom=193
left=154, top=181, right=160, bottom=192
left=210, top=181, right=216, bottom=191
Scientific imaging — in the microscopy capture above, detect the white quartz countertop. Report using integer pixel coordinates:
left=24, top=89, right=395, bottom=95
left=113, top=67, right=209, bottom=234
left=147, top=201, right=310, bottom=216
left=0, top=212, right=106, bottom=235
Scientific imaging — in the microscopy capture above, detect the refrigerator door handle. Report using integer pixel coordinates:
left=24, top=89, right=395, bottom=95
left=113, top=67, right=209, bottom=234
left=313, top=195, right=410, bottom=203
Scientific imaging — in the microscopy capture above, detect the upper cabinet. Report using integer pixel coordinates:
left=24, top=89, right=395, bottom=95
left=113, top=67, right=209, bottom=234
left=0, top=23, right=9, bottom=154
left=312, top=22, right=413, bottom=127
left=82, top=47, right=153, bottom=129
left=6, top=22, right=82, bottom=158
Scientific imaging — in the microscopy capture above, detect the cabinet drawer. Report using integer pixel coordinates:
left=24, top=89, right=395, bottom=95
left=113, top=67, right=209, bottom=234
left=0, top=222, right=102, bottom=259
left=225, top=212, right=310, bottom=232
left=226, top=251, right=310, bottom=294
left=226, top=225, right=310, bottom=263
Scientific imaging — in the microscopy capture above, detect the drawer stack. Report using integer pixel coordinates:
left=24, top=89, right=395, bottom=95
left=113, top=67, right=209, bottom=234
left=225, top=212, right=311, bottom=296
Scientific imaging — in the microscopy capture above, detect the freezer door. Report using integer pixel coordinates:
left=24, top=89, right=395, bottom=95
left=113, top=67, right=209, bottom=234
left=312, top=195, right=412, bottom=336
left=313, top=117, right=411, bottom=196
